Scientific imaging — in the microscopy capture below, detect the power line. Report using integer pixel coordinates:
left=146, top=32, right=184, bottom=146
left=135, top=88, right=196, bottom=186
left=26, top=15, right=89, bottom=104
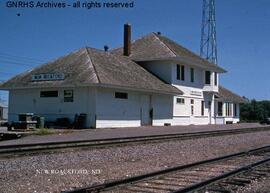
left=0, top=55, right=44, bottom=65
left=0, top=52, right=45, bottom=63
left=0, top=59, right=39, bottom=67
left=0, top=54, right=43, bottom=64
left=0, top=71, right=19, bottom=75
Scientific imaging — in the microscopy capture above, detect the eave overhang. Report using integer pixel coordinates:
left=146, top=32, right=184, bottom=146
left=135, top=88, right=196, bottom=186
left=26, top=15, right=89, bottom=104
left=0, top=83, right=183, bottom=96
left=135, top=56, right=227, bottom=73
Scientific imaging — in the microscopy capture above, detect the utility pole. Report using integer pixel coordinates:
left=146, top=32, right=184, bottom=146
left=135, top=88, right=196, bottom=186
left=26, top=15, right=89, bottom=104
left=200, top=0, right=218, bottom=64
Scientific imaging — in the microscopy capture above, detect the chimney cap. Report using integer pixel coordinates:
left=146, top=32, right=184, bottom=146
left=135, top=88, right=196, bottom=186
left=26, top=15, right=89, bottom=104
left=104, top=45, right=109, bottom=52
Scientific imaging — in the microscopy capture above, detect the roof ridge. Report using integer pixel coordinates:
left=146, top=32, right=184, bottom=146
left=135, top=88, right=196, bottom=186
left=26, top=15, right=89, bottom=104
left=110, top=32, right=158, bottom=53
left=85, top=47, right=101, bottom=83
left=153, top=33, right=177, bottom=57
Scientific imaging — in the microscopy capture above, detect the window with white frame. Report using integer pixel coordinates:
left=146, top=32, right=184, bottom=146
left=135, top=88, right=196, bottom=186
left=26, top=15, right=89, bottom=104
left=177, top=64, right=185, bottom=81
left=234, top=103, right=237, bottom=117
left=176, top=98, right=185, bottom=104
left=218, top=102, right=223, bottom=116
left=201, top=101, right=205, bottom=116
left=205, top=71, right=211, bottom=85
left=214, top=72, right=218, bottom=86
left=191, top=105, right=194, bottom=115
left=190, top=68, right=194, bottom=82
left=64, top=90, right=74, bottom=102
left=225, top=103, right=232, bottom=117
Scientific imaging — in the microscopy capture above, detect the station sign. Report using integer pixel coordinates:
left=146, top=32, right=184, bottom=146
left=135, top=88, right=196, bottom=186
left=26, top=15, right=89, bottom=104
left=190, top=90, right=202, bottom=96
left=31, top=73, right=65, bottom=81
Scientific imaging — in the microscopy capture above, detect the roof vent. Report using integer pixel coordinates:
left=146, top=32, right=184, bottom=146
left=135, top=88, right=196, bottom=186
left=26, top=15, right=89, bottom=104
left=104, top=45, right=109, bottom=52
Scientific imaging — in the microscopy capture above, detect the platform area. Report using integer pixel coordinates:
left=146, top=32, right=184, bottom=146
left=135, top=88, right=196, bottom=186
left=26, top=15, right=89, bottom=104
left=0, top=123, right=267, bottom=146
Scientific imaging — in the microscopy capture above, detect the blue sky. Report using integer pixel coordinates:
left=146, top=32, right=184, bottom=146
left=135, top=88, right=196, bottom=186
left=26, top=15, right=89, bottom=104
left=0, top=0, right=270, bottom=104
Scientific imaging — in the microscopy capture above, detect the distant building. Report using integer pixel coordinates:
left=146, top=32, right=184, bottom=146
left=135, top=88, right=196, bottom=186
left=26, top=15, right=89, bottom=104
left=0, top=24, right=246, bottom=128
left=0, top=103, right=8, bottom=121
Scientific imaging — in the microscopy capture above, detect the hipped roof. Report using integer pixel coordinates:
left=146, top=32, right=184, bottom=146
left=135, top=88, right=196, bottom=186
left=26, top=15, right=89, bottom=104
left=217, top=86, right=248, bottom=103
left=0, top=47, right=182, bottom=95
left=112, top=33, right=226, bottom=73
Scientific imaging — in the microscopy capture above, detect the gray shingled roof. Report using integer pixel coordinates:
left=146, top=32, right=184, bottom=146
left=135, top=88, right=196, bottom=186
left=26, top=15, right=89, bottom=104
left=217, top=86, right=247, bottom=103
left=0, top=48, right=182, bottom=95
left=112, top=33, right=226, bottom=73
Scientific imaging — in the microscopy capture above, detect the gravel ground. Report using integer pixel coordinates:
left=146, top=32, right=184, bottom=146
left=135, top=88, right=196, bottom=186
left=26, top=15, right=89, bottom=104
left=0, top=123, right=265, bottom=146
left=1, top=131, right=270, bottom=193
left=238, top=177, right=270, bottom=193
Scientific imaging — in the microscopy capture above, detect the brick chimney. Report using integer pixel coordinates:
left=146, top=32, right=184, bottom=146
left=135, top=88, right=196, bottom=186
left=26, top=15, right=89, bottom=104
left=123, top=23, right=131, bottom=56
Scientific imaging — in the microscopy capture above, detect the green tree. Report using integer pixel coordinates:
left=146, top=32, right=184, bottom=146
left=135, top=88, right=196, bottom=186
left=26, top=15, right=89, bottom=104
left=240, top=99, right=270, bottom=122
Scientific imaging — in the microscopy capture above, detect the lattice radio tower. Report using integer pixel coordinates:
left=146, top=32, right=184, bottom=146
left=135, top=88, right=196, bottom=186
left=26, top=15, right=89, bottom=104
left=200, top=0, right=218, bottom=64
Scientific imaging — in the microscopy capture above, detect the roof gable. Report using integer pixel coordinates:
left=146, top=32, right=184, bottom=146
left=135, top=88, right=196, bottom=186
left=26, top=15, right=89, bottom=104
left=112, top=33, right=226, bottom=72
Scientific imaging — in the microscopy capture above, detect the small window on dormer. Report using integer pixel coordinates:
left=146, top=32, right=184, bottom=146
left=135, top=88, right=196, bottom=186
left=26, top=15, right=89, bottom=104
left=181, top=65, right=185, bottom=81
left=177, top=64, right=180, bottom=80
left=177, top=64, right=185, bottom=81
left=190, top=68, right=194, bottom=82
left=205, top=71, right=211, bottom=84
left=214, top=72, right=217, bottom=85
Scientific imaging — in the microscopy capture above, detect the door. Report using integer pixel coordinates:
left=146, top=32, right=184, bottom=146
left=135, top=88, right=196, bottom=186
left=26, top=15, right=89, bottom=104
left=140, top=95, right=152, bottom=125
left=208, top=101, right=212, bottom=124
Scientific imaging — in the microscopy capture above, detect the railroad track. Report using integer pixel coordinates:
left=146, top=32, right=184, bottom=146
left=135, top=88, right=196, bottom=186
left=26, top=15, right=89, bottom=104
left=0, top=126, right=270, bottom=157
left=62, top=145, right=270, bottom=193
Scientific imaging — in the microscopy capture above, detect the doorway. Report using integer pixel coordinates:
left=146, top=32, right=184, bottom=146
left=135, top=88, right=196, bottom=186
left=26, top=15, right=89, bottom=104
left=140, top=95, right=152, bottom=126
left=208, top=101, right=212, bottom=124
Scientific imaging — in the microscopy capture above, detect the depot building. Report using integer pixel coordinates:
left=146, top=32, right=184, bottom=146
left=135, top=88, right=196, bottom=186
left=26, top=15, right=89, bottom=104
left=0, top=24, right=246, bottom=128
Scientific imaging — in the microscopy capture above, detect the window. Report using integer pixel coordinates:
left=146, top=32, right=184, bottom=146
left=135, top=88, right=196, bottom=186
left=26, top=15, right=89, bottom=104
left=181, top=65, right=185, bottom=81
left=64, top=90, right=74, bottom=102
left=191, top=99, right=194, bottom=104
left=177, top=64, right=180, bottom=80
left=115, top=92, right=128, bottom=99
left=201, top=101, right=205, bottom=116
left=234, top=104, right=237, bottom=117
left=218, top=102, right=223, bottom=116
left=191, top=106, right=194, bottom=115
left=40, top=91, right=58, bottom=98
left=176, top=64, right=185, bottom=81
left=190, top=68, right=194, bottom=82
left=176, top=98, right=185, bottom=104
left=214, top=72, right=218, bottom=86
left=225, top=103, right=232, bottom=117
left=205, top=71, right=211, bottom=84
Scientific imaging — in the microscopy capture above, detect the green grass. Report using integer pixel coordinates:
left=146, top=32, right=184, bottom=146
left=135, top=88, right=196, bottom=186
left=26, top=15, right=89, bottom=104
left=34, top=128, right=54, bottom=135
